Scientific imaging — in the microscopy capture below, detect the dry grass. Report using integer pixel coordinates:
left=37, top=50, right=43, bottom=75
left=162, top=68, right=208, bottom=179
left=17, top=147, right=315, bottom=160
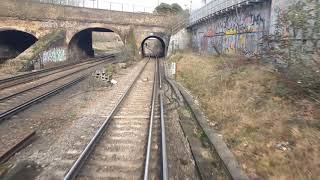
left=169, top=53, right=320, bottom=179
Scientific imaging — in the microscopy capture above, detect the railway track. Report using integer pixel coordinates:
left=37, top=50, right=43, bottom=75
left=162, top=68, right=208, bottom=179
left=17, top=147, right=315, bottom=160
left=0, top=55, right=114, bottom=90
left=0, top=55, right=116, bottom=122
left=53, top=59, right=168, bottom=180
left=0, top=54, right=115, bottom=89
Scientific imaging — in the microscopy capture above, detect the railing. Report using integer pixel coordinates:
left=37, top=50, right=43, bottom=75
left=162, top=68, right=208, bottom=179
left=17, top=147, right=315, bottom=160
left=170, top=18, right=188, bottom=35
left=189, top=0, right=253, bottom=25
left=169, top=14, right=189, bottom=35
left=30, top=0, right=154, bottom=13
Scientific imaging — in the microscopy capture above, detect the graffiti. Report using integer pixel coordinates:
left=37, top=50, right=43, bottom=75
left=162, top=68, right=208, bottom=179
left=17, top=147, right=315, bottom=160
left=223, top=35, right=237, bottom=54
left=225, top=28, right=237, bottom=35
left=40, top=47, right=66, bottom=63
left=206, top=27, right=215, bottom=37
left=206, top=5, right=268, bottom=35
left=193, top=1, right=269, bottom=55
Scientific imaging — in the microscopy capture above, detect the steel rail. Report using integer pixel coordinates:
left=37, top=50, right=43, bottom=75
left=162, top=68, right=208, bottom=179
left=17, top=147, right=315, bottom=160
left=0, top=58, right=114, bottom=102
left=64, top=60, right=150, bottom=180
left=0, top=75, right=86, bottom=122
left=0, top=131, right=36, bottom=164
left=143, top=59, right=158, bottom=180
left=0, top=57, right=117, bottom=122
left=157, top=56, right=162, bottom=89
left=0, top=55, right=114, bottom=89
left=158, top=59, right=168, bottom=180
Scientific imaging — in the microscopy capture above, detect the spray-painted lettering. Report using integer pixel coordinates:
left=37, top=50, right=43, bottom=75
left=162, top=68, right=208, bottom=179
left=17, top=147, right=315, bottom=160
left=41, top=47, right=66, bottom=63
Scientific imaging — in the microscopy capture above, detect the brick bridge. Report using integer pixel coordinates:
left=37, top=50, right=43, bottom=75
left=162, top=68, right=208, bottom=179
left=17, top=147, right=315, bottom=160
left=0, top=0, right=171, bottom=71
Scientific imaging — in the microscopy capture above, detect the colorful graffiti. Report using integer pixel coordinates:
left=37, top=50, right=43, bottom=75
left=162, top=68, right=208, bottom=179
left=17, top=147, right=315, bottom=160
left=40, top=47, right=66, bottom=63
left=193, top=1, right=270, bottom=56
left=214, top=10, right=267, bottom=35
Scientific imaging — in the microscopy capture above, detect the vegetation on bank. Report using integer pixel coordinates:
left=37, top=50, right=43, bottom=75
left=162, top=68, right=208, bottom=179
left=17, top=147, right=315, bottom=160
left=111, top=27, right=137, bottom=64
left=264, top=0, right=320, bottom=101
left=169, top=53, right=320, bottom=179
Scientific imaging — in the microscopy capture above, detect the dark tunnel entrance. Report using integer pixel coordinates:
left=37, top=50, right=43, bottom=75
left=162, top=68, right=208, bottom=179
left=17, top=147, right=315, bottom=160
left=141, top=36, right=165, bottom=58
left=68, top=28, right=114, bottom=60
left=0, top=30, right=38, bottom=63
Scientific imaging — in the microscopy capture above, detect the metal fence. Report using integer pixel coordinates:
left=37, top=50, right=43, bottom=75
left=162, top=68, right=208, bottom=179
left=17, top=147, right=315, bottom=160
left=31, top=0, right=154, bottom=13
left=190, top=0, right=252, bottom=25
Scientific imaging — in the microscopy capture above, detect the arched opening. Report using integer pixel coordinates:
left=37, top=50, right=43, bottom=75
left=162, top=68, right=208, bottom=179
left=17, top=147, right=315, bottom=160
left=0, top=30, right=38, bottom=63
left=141, top=36, right=166, bottom=58
left=68, top=28, right=123, bottom=60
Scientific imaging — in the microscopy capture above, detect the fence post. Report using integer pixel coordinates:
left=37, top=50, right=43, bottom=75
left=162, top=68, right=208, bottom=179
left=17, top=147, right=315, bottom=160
left=122, top=4, right=123, bottom=11
left=133, top=5, right=134, bottom=12
left=110, top=2, right=111, bottom=10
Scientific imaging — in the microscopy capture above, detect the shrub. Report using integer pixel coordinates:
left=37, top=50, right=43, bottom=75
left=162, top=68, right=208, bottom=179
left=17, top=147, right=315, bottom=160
left=116, top=45, right=135, bottom=63
left=264, top=0, right=320, bottom=99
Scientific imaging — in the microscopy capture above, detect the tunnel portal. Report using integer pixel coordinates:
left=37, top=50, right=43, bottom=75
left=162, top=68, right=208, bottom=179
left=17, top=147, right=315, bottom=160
left=68, top=28, right=116, bottom=60
left=0, top=30, right=38, bottom=63
left=141, top=36, right=165, bottom=58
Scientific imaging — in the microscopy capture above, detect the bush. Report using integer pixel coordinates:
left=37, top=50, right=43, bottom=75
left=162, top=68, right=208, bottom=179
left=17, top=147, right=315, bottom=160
left=115, top=45, right=135, bottom=63
left=264, top=0, right=320, bottom=98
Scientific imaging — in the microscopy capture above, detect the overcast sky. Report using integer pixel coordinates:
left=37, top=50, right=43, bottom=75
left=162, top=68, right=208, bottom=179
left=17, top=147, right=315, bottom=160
left=84, top=0, right=204, bottom=12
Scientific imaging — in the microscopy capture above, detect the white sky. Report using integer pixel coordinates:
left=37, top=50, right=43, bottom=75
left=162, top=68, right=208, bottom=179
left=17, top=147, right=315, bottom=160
left=114, top=0, right=203, bottom=10
left=84, top=0, right=204, bottom=12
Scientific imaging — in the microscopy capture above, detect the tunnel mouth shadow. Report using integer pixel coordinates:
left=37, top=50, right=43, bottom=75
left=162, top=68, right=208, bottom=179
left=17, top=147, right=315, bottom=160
left=68, top=27, right=116, bottom=61
left=0, top=30, right=38, bottom=63
left=141, top=36, right=165, bottom=58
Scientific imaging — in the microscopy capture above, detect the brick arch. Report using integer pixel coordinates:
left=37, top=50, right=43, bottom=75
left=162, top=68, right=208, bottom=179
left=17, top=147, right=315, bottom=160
left=0, top=28, right=38, bottom=63
left=66, top=25, right=124, bottom=44
left=67, top=26, right=125, bottom=60
left=139, top=32, right=169, bottom=57
left=0, top=27, right=39, bottom=39
left=141, top=35, right=166, bottom=58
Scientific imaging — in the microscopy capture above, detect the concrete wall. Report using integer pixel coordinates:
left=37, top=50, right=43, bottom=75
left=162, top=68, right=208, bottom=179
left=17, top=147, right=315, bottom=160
left=168, top=28, right=191, bottom=56
left=269, top=0, right=293, bottom=34
left=190, top=0, right=272, bottom=56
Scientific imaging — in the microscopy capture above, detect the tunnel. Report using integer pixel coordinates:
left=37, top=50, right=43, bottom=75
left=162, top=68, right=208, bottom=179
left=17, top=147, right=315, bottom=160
left=68, top=28, right=116, bottom=60
left=0, top=30, right=38, bottom=63
left=141, top=36, right=166, bottom=58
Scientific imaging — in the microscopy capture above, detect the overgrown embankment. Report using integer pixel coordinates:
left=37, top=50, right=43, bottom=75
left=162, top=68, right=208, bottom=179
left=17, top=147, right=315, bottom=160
left=169, top=53, right=320, bottom=179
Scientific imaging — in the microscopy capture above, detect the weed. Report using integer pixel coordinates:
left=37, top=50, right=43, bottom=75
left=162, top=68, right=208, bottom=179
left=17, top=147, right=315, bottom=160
left=68, top=112, right=77, bottom=119
left=170, top=52, right=320, bottom=179
left=263, top=0, right=320, bottom=101
left=105, top=64, right=114, bottom=76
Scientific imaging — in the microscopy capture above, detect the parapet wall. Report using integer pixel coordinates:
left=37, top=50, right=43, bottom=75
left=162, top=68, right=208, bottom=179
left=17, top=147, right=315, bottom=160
left=0, top=0, right=170, bottom=28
